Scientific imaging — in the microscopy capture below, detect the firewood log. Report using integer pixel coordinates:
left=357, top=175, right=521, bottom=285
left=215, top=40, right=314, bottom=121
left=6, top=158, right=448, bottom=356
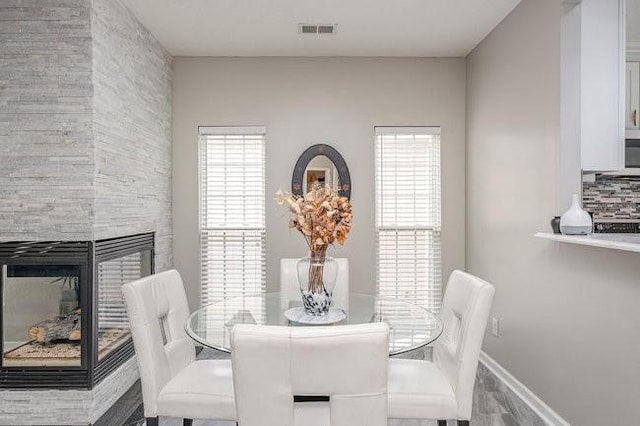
left=28, top=309, right=81, bottom=344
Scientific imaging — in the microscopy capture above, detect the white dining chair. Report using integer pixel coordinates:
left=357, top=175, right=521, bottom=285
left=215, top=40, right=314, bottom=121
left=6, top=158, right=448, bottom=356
left=387, top=270, right=495, bottom=426
left=122, top=269, right=236, bottom=426
left=280, top=258, right=350, bottom=310
left=231, top=322, right=389, bottom=426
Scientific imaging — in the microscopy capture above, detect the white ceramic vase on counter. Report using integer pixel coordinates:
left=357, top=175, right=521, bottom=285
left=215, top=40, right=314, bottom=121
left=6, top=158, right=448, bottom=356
left=560, top=194, right=593, bottom=235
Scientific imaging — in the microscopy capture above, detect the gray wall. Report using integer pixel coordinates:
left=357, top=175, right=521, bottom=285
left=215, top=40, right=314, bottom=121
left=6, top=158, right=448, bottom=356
left=0, top=0, right=173, bottom=270
left=466, top=0, right=640, bottom=424
left=173, top=57, right=466, bottom=309
left=0, top=0, right=95, bottom=240
left=91, top=0, right=173, bottom=270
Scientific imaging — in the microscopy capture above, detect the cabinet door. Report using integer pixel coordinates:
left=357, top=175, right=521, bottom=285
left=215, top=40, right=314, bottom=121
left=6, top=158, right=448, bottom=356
left=626, top=62, right=640, bottom=130
left=579, top=0, right=625, bottom=171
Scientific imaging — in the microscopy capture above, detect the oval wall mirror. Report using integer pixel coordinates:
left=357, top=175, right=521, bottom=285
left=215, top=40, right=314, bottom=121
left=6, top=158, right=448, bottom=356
left=291, top=144, right=351, bottom=199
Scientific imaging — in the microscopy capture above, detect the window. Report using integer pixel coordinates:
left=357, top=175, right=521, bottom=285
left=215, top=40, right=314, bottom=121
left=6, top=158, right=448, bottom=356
left=97, top=250, right=151, bottom=360
left=375, top=127, right=442, bottom=314
left=198, top=127, right=266, bottom=306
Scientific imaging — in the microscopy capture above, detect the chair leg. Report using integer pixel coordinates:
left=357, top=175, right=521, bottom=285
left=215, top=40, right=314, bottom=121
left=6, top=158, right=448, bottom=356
left=183, top=420, right=193, bottom=426
left=457, top=421, right=470, bottom=426
left=146, top=417, right=159, bottom=426
left=438, top=421, right=447, bottom=426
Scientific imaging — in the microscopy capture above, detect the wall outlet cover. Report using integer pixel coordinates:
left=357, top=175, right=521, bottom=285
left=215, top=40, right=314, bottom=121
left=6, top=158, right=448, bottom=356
left=491, top=317, right=499, bottom=337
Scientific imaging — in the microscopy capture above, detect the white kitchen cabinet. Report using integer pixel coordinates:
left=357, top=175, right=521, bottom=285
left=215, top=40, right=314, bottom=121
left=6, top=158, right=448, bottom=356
left=561, top=0, right=625, bottom=180
left=579, top=0, right=625, bottom=171
left=626, top=62, right=640, bottom=138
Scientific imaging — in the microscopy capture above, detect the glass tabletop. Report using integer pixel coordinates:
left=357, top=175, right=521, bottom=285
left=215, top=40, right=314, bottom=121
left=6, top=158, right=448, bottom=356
left=185, top=292, right=443, bottom=356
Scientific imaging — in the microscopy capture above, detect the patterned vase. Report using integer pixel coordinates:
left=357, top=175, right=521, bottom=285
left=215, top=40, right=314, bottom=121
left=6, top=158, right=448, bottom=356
left=296, top=251, right=338, bottom=315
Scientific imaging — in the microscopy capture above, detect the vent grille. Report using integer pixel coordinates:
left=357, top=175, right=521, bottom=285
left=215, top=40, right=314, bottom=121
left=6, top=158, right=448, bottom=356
left=299, top=23, right=337, bottom=35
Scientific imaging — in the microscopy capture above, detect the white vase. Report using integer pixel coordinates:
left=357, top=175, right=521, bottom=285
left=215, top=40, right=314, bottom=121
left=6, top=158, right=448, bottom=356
left=560, top=194, right=592, bottom=235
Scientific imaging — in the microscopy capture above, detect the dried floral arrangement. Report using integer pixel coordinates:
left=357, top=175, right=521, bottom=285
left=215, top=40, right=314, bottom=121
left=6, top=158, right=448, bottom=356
left=275, top=184, right=353, bottom=258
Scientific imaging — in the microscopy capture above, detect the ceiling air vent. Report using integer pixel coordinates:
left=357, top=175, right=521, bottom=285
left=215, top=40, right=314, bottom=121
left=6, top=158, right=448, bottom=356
left=298, top=23, right=337, bottom=35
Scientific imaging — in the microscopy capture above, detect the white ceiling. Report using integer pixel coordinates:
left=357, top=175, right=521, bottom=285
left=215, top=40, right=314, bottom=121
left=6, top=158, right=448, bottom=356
left=120, top=0, right=522, bottom=57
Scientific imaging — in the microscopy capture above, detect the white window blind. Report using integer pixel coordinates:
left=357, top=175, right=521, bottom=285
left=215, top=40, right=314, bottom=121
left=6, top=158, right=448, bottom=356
left=97, top=252, right=143, bottom=332
left=375, top=127, right=442, bottom=314
left=97, top=252, right=147, bottom=360
left=199, top=127, right=266, bottom=306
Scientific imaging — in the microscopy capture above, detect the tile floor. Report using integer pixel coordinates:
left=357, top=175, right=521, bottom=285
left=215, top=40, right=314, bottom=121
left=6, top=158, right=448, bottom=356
left=99, top=348, right=545, bottom=426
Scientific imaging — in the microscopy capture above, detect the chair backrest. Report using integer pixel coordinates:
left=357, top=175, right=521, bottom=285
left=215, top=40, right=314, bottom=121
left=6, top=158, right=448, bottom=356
left=433, top=270, right=495, bottom=420
left=231, top=323, right=389, bottom=426
left=280, top=258, right=349, bottom=309
left=122, top=269, right=196, bottom=417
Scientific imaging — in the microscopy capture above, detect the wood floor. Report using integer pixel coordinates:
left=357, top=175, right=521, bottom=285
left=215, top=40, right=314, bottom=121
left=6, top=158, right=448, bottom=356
left=97, top=347, right=545, bottom=426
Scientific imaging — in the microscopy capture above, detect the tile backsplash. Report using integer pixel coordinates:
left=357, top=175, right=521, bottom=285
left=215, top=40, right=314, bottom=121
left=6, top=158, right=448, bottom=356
left=582, top=174, right=640, bottom=220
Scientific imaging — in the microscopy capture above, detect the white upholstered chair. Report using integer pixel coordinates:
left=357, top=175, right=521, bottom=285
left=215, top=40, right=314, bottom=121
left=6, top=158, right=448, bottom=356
left=280, top=258, right=349, bottom=310
left=122, top=269, right=236, bottom=426
left=388, top=270, right=495, bottom=426
left=231, top=323, right=389, bottom=426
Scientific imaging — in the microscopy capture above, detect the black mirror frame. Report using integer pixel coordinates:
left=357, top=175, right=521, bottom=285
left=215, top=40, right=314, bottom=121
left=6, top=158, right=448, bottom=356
left=291, top=144, right=351, bottom=199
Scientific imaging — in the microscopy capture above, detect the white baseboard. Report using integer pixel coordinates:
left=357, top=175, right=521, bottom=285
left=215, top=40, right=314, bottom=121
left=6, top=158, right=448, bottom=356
left=479, top=351, right=571, bottom=426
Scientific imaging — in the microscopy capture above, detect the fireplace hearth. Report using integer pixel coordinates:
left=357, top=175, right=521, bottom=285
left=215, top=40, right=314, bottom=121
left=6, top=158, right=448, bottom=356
left=0, top=233, right=154, bottom=389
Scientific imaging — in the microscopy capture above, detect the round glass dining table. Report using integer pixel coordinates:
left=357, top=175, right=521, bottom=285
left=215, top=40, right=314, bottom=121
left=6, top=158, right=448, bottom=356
left=185, top=292, right=443, bottom=356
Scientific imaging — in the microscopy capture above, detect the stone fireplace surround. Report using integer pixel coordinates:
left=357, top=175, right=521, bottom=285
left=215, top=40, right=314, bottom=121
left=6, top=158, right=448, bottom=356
left=0, top=356, right=139, bottom=425
left=1, top=0, right=173, bottom=422
left=0, top=0, right=172, bottom=261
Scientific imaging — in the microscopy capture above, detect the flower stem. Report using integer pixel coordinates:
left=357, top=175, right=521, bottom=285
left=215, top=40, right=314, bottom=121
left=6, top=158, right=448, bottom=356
left=308, top=246, right=328, bottom=293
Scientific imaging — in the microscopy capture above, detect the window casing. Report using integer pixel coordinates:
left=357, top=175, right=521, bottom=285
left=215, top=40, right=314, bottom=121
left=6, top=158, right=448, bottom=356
left=375, top=127, right=442, bottom=314
left=198, top=127, right=266, bottom=306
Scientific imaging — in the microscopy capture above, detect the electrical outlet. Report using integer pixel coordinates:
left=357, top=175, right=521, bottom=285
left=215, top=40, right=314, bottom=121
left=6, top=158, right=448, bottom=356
left=491, top=317, right=499, bottom=337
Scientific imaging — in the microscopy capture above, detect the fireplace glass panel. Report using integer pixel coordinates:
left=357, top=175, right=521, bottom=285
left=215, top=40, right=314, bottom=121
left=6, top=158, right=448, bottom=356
left=97, top=250, right=151, bottom=361
left=2, top=264, right=82, bottom=367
